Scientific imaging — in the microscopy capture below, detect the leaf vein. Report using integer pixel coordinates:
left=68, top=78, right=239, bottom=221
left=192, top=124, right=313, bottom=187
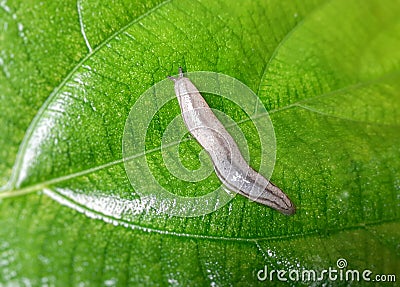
left=77, top=0, right=93, bottom=53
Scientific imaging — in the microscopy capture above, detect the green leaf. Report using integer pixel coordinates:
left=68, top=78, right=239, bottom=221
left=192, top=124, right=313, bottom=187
left=1, top=0, right=399, bottom=286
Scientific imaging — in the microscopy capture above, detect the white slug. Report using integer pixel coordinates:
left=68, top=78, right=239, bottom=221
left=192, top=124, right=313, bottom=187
left=168, top=68, right=295, bottom=215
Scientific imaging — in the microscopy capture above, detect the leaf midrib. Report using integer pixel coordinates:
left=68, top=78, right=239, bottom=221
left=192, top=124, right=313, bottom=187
left=2, top=71, right=399, bottom=197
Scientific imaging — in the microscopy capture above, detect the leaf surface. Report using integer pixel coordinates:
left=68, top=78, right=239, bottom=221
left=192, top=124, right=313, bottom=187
left=0, top=0, right=399, bottom=285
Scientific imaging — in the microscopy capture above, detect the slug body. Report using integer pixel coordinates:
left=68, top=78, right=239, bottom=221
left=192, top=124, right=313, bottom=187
left=169, top=68, right=295, bottom=215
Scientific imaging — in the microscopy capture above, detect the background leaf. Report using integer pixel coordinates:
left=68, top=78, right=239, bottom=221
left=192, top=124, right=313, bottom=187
left=1, top=0, right=399, bottom=286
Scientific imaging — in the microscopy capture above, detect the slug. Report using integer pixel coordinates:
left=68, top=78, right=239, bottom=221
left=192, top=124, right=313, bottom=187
left=168, top=68, right=295, bottom=215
